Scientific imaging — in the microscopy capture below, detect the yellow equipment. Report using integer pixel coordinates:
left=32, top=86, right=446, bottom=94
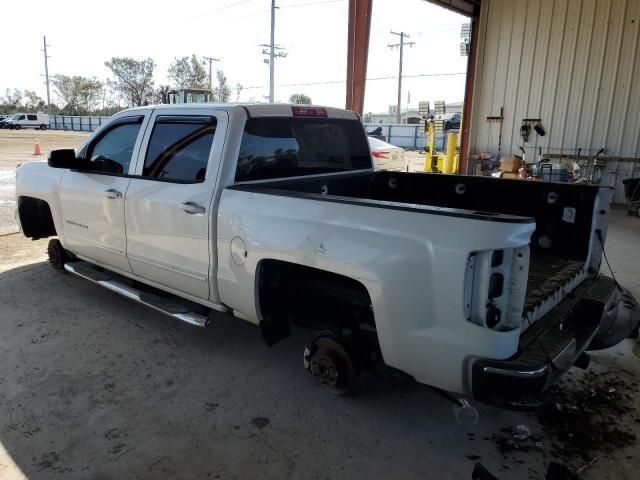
left=424, top=115, right=461, bottom=173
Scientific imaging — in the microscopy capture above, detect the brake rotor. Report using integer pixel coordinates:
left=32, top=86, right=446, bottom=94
left=306, top=336, right=356, bottom=395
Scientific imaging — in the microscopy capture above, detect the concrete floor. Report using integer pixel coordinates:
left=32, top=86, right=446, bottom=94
left=0, top=212, right=639, bottom=480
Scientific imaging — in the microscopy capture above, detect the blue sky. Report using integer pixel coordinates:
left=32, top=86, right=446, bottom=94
left=1, top=0, right=468, bottom=113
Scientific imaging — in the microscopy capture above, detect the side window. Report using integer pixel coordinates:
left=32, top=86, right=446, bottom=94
left=18, top=115, right=25, bottom=120
left=86, top=119, right=142, bottom=174
left=142, top=116, right=216, bottom=182
left=27, top=114, right=37, bottom=121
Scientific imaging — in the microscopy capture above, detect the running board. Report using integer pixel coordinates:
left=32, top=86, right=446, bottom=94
left=64, top=261, right=210, bottom=328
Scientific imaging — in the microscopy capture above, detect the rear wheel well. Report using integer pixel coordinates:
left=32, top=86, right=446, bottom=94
left=257, top=259, right=376, bottom=347
left=18, top=196, right=57, bottom=239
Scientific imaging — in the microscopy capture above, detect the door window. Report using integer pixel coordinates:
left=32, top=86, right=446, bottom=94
left=142, top=116, right=216, bottom=182
left=86, top=119, right=142, bottom=174
left=27, top=114, right=37, bottom=121
left=18, top=115, right=25, bottom=120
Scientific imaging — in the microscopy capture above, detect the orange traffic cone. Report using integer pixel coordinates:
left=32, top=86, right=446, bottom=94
left=34, top=142, right=42, bottom=156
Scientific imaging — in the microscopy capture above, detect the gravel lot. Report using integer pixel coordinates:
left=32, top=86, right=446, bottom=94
left=0, top=131, right=639, bottom=479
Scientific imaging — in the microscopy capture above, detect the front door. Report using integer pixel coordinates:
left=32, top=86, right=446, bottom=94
left=59, top=114, right=147, bottom=273
left=125, top=109, right=228, bottom=300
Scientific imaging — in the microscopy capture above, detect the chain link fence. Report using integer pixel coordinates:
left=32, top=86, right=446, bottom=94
left=49, top=115, right=112, bottom=132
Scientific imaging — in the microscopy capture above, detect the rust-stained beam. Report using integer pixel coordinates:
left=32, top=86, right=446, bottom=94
left=425, top=0, right=480, bottom=19
left=459, top=15, right=479, bottom=174
left=345, top=0, right=373, bottom=115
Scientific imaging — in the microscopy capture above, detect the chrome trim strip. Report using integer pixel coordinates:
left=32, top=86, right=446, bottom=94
left=64, top=262, right=210, bottom=328
left=482, top=365, right=548, bottom=378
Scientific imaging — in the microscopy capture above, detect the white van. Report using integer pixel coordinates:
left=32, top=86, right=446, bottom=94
left=4, top=112, right=49, bottom=130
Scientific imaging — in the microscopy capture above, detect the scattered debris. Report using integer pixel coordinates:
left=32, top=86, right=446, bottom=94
left=511, top=424, right=531, bottom=441
left=493, top=426, right=542, bottom=454
left=491, top=367, right=638, bottom=476
left=536, top=369, right=637, bottom=461
left=574, top=457, right=598, bottom=475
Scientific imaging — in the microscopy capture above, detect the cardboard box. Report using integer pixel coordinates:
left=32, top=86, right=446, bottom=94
left=501, top=172, right=519, bottom=179
left=499, top=155, right=523, bottom=173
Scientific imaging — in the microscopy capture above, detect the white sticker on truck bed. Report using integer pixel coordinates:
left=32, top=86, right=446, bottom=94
left=562, top=207, right=576, bottom=223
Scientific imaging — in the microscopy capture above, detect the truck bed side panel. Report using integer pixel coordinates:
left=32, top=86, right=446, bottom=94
left=217, top=188, right=535, bottom=393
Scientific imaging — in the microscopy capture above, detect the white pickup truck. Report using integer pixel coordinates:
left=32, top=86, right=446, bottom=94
left=14, top=104, right=639, bottom=408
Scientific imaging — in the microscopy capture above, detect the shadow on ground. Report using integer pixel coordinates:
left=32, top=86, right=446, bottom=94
left=1, top=209, right=639, bottom=479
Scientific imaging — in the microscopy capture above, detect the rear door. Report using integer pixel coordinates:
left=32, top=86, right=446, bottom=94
left=125, top=108, right=228, bottom=300
left=59, top=114, right=148, bottom=272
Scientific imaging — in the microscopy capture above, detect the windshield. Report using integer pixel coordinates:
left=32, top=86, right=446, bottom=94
left=236, top=117, right=372, bottom=182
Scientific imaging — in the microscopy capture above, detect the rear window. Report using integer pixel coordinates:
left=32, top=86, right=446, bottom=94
left=235, top=117, right=371, bottom=182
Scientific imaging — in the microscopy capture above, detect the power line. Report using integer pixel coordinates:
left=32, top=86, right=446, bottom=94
left=241, top=72, right=466, bottom=90
left=186, top=0, right=257, bottom=19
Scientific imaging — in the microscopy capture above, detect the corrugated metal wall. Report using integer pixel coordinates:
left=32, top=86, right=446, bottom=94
left=470, top=0, right=640, bottom=160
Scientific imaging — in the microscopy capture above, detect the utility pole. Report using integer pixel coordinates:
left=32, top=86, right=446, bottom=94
left=269, top=0, right=276, bottom=103
left=388, top=31, right=414, bottom=124
left=202, top=56, right=220, bottom=93
left=42, top=36, right=51, bottom=116
left=261, top=0, right=287, bottom=103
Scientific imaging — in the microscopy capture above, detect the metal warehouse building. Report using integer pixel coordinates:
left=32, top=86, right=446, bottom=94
left=347, top=0, right=640, bottom=201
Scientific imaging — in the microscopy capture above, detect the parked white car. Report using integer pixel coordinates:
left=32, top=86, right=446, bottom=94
left=4, top=112, right=49, bottom=130
left=13, top=103, right=639, bottom=407
left=368, top=137, right=407, bottom=171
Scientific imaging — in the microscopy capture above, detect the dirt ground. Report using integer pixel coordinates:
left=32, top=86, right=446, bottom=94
left=1, top=203, right=640, bottom=479
left=0, top=130, right=88, bottom=234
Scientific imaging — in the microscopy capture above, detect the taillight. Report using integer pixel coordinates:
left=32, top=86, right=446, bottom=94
left=463, top=246, right=530, bottom=332
left=291, top=106, right=327, bottom=117
left=372, top=151, right=389, bottom=158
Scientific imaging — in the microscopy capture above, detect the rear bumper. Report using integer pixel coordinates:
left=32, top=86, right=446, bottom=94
left=471, top=276, right=639, bottom=410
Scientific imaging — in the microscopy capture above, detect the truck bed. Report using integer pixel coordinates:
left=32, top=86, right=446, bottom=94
left=230, top=171, right=603, bottom=320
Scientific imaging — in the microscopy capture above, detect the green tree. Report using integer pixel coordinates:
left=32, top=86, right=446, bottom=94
left=154, top=84, right=172, bottom=104
left=95, top=81, right=123, bottom=115
left=235, top=83, right=243, bottom=102
left=51, top=75, right=103, bottom=114
left=105, top=57, right=155, bottom=107
left=0, top=88, right=23, bottom=113
left=168, top=55, right=208, bottom=89
left=23, top=90, right=46, bottom=112
left=212, top=70, right=231, bottom=102
left=289, top=93, right=312, bottom=104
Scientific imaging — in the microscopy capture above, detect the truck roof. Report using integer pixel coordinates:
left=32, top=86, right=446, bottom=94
left=122, top=103, right=360, bottom=120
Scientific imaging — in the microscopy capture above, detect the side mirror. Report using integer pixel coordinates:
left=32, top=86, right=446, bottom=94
left=48, top=149, right=78, bottom=169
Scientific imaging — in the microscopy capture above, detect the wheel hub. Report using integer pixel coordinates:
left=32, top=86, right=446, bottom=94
left=305, top=335, right=356, bottom=395
left=310, top=350, right=341, bottom=388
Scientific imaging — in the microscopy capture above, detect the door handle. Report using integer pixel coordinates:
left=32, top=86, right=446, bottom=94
left=105, top=189, right=122, bottom=199
left=180, top=202, right=206, bottom=215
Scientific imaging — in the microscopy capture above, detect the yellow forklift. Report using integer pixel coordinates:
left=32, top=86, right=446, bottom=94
left=424, top=114, right=461, bottom=174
